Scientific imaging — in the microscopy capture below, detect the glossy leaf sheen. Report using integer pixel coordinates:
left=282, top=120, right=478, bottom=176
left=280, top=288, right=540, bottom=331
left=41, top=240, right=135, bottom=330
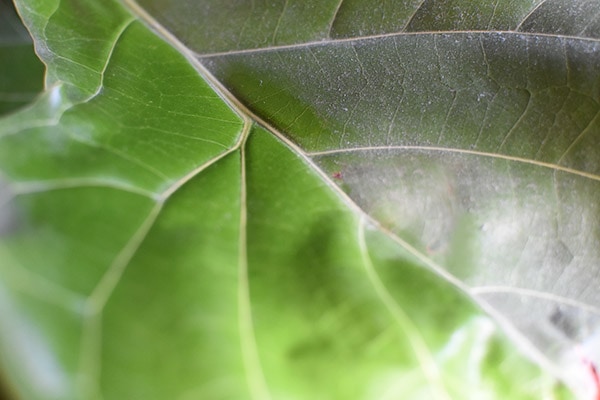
left=1, top=0, right=598, bottom=399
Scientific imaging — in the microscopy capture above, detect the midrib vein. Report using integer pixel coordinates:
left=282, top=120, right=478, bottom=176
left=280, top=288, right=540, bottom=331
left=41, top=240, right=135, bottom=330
left=117, top=2, right=572, bottom=397
left=238, top=137, right=271, bottom=400
left=122, top=0, right=475, bottom=298
left=357, top=216, right=450, bottom=400
left=118, top=1, right=272, bottom=396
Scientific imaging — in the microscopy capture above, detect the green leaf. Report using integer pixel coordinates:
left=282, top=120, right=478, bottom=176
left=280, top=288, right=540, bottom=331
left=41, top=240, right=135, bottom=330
left=0, top=0, right=44, bottom=115
left=1, top=0, right=599, bottom=399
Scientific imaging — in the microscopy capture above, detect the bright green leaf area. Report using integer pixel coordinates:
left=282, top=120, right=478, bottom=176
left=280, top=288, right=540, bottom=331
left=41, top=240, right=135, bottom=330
left=2, top=0, right=599, bottom=399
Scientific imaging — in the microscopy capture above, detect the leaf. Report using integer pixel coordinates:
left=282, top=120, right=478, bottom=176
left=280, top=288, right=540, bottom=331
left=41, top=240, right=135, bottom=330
left=0, top=0, right=596, bottom=399
left=0, top=0, right=44, bottom=115
left=146, top=0, right=600, bottom=396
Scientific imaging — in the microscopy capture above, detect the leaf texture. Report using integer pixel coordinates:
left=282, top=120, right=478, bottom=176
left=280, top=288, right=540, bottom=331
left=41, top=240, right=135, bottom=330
left=144, top=0, right=600, bottom=397
left=1, top=0, right=598, bottom=399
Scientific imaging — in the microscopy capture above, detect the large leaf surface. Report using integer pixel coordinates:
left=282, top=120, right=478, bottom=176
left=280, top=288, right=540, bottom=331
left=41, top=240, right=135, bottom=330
left=196, top=7, right=600, bottom=391
left=144, top=0, right=600, bottom=396
left=0, top=0, right=598, bottom=399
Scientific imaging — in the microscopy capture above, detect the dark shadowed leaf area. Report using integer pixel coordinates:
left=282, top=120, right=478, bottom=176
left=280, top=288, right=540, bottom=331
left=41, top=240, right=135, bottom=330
left=1, top=0, right=599, bottom=399
left=0, top=0, right=43, bottom=115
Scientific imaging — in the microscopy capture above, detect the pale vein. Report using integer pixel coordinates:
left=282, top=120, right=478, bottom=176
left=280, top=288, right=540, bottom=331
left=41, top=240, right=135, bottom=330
left=357, top=216, right=450, bottom=400
left=308, top=145, right=600, bottom=182
left=238, top=137, right=271, bottom=400
left=199, top=30, right=600, bottom=59
left=472, top=286, right=600, bottom=316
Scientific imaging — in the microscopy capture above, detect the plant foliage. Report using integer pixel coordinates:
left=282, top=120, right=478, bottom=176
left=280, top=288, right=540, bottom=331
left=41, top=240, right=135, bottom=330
left=2, top=0, right=600, bottom=399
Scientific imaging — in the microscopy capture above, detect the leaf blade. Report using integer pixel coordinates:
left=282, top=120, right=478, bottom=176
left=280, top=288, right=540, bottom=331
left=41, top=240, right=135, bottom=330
left=1, top=0, right=594, bottom=399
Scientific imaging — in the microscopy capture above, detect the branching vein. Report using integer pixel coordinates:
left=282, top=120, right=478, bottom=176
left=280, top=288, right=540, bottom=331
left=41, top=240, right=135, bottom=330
left=238, top=136, right=271, bottom=400
left=515, top=0, right=548, bottom=31
left=357, top=216, right=450, bottom=400
left=308, top=145, right=600, bottom=182
left=199, top=30, right=600, bottom=59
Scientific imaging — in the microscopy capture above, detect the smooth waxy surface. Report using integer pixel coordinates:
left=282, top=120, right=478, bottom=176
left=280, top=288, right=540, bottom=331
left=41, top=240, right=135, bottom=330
left=2, top=0, right=600, bottom=399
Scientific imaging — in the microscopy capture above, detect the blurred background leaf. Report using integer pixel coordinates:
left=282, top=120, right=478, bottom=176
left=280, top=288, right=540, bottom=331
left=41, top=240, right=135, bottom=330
left=0, top=0, right=43, bottom=115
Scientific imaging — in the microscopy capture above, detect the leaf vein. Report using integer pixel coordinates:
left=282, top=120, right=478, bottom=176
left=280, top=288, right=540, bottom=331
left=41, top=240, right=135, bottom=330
left=515, top=0, right=548, bottom=31
left=198, top=30, right=600, bottom=59
left=557, top=109, right=600, bottom=165
left=471, top=286, right=600, bottom=316
left=402, top=0, right=428, bottom=31
left=238, top=134, right=271, bottom=400
left=327, top=0, right=345, bottom=37
left=78, top=202, right=162, bottom=398
left=357, top=217, right=450, bottom=400
left=11, top=178, right=158, bottom=199
left=308, top=145, right=600, bottom=181
left=271, top=0, right=289, bottom=45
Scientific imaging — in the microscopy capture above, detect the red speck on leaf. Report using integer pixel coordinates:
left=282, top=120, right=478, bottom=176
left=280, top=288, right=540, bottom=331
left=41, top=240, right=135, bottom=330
left=582, top=357, right=600, bottom=400
left=332, top=171, right=343, bottom=179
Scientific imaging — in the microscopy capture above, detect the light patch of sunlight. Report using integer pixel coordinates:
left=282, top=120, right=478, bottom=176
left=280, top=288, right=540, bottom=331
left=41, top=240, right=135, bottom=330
left=48, top=85, right=62, bottom=110
left=0, top=281, right=68, bottom=398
